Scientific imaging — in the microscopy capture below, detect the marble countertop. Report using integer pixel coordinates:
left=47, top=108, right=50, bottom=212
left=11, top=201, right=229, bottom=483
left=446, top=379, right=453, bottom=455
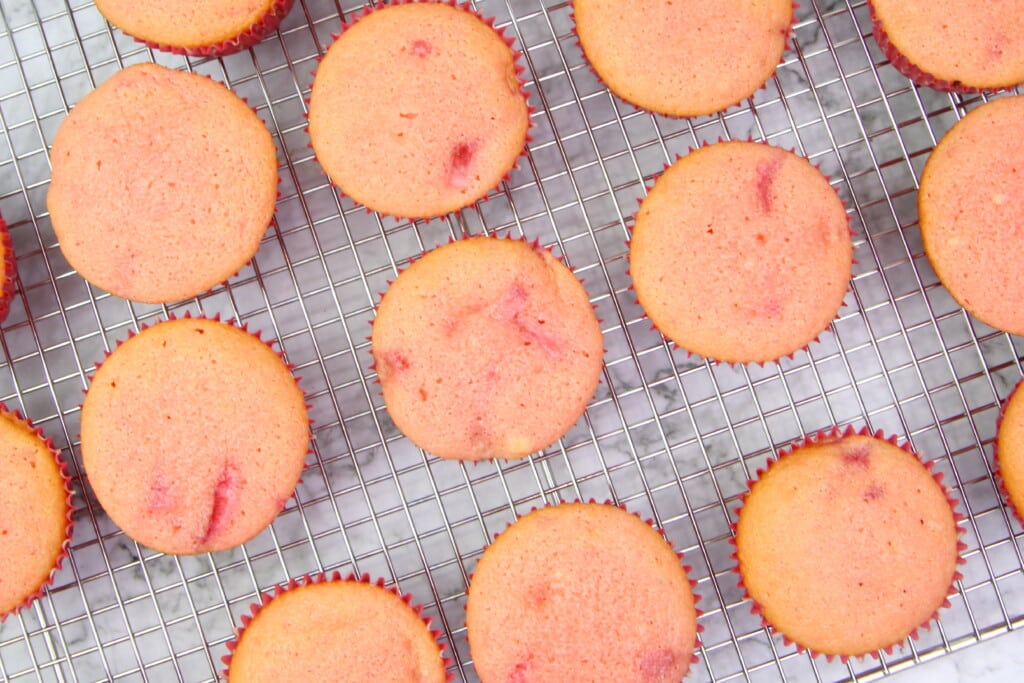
left=888, top=630, right=1024, bottom=683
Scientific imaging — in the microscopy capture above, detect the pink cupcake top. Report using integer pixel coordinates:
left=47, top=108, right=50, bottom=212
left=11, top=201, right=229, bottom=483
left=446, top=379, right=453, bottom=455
left=371, top=236, right=603, bottom=461
left=630, top=141, right=852, bottom=364
left=308, top=2, right=529, bottom=219
left=919, top=95, right=1024, bottom=335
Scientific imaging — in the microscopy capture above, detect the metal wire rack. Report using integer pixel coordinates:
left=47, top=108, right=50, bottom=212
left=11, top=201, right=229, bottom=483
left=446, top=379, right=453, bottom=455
left=1, top=0, right=1023, bottom=680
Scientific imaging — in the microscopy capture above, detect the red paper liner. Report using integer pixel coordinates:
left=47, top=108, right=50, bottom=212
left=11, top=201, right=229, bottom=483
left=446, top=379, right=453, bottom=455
left=994, top=377, right=1024, bottom=526
left=625, top=139, right=856, bottom=367
left=569, top=1, right=801, bottom=119
left=122, top=0, right=295, bottom=57
left=368, top=233, right=604, bottom=463
left=221, top=571, right=453, bottom=680
left=467, top=499, right=704, bottom=675
left=729, top=425, right=968, bottom=662
left=82, top=312, right=313, bottom=538
left=0, top=404, right=75, bottom=622
left=867, top=1, right=1016, bottom=94
left=0, top=214, right=16, bottom=326
left=305, top=0, right=535, bottom=222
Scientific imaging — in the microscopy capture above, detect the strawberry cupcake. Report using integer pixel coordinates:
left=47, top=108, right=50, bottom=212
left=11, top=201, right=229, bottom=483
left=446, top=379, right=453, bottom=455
left=47, top=63, right=279, bottom=304
left=0, top=406, right=74, bottom=620
left=573, top=0, right=794, bottom=117
left=81, top=316, right=309, bottom=555
left=997, top=379, right=1024, bottom=522
left=308, top=2, right=530, bottom=219
left=735, top=428, right=964, bottom=658
left=224, top=573, right=448, bottom=682
left=919, top=96, right=1024, bottom=335
left=629, top=141, right=852, bottom=364
left=869, top=1, right=1024, bottom=92
left=466, top=502, right=699, bottom=682
left=94, top=0, right=295, bottom=56
left=371, top=236, right=603, bottom=462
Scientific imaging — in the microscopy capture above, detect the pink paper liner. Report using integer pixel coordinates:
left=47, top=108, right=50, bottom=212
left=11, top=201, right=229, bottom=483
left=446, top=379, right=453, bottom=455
left=729, top=425, right=968, bottom=662
left=368, top=233, right=604, bottom=463
left=82, top=312, right=313, bottom=543
left=625, top=138, right=856, bottom=367
left=994, top=378, right=1024, bottom=526
left=221, top=571, right=454, bottom=680
left=305, top=0, right=535, bottom=222
left=0, top=405, right=75, bottom=622
left=125, top=0, right=295, bottom=57
left=569, top=1, right=801, bottom=119
left=466, top=499, right=704, bottom=675
left=0, top=214, right=16, bottom=325
left=867, top=1, right=1018, bottom=94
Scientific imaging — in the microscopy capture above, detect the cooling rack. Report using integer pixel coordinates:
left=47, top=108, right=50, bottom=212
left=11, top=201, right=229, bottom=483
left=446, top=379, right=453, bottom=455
left=1, top=0, right=1023, bottom=681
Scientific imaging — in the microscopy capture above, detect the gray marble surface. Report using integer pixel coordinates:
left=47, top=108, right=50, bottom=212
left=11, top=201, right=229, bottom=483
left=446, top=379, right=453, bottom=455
left=889, top=630, right=1024, bottom=682
left=0, top=0, right=1022, bottom=681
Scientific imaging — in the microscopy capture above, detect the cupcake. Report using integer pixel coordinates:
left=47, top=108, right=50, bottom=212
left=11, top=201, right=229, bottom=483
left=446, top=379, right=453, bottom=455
left=308, top=1, right=530, bottom=219
left=47, top=63, right=279, bottom=304
left=81, top=315, right=309, bottom=555
left=869, top=1, right=1024, bottom=92
left=572, top=0, right=793, bottom=117
left=93, top=0, right=295, bottom=56
left=629, top=141, right=852, bottom=365
left=0, top=406, right=74, bottom=620
left=0, top=213, right=16, bottom=325
left=997, top=379, right=1024, bottom=522
left=734, top=427, right=964, bottom=659
left=224, top=573, right=448, bottom=682
left=371, top=236, right=603, bottom=462
left=919, top=95, right=1024, bottom=335
left=466, top=502, right=699, bottom=682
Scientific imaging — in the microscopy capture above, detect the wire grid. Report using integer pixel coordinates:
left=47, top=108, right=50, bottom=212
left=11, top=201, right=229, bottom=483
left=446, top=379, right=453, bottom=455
left=0, top=0, right=1023, bottom=680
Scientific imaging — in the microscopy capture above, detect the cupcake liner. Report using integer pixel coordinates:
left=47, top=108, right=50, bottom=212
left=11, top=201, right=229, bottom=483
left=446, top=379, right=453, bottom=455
left=0, top=404, right=75, bottom=622
left=569, top=1, right=801, bottom=119
left=867, top=1, right=997, bottom=94
left=729, top=425, right=968, bottom=662
left=625, top=139, right=855, bottom=367
left=83, top=312, right=313, bottom=507
left=0, top=214, right=17, bottom=326
left=305, top=0, right=535, bottom=222
left=221, top=571, right=453, bottom=680
left=994, top=377, right=1024, bottom=526
left=127, top=0, right=296, bottom=57
left=368, top=233, right=604, bottom=464
left=467, top=499, right=705, bottom=669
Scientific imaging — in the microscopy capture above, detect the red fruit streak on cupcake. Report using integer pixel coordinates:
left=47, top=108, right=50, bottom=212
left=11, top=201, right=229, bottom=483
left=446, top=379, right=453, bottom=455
left=410, top=39, right=432, bottom=57
left=447, top=141, right=479, bottom=191
left=220, top=572, right=454, bottom=680
left=638, top=647, right=679, bottom=681
left=201, top=463, right=241, bottom=545
left=493, top=282, right=563, bottom=358
left=755, top=155, right=784, bottom=213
